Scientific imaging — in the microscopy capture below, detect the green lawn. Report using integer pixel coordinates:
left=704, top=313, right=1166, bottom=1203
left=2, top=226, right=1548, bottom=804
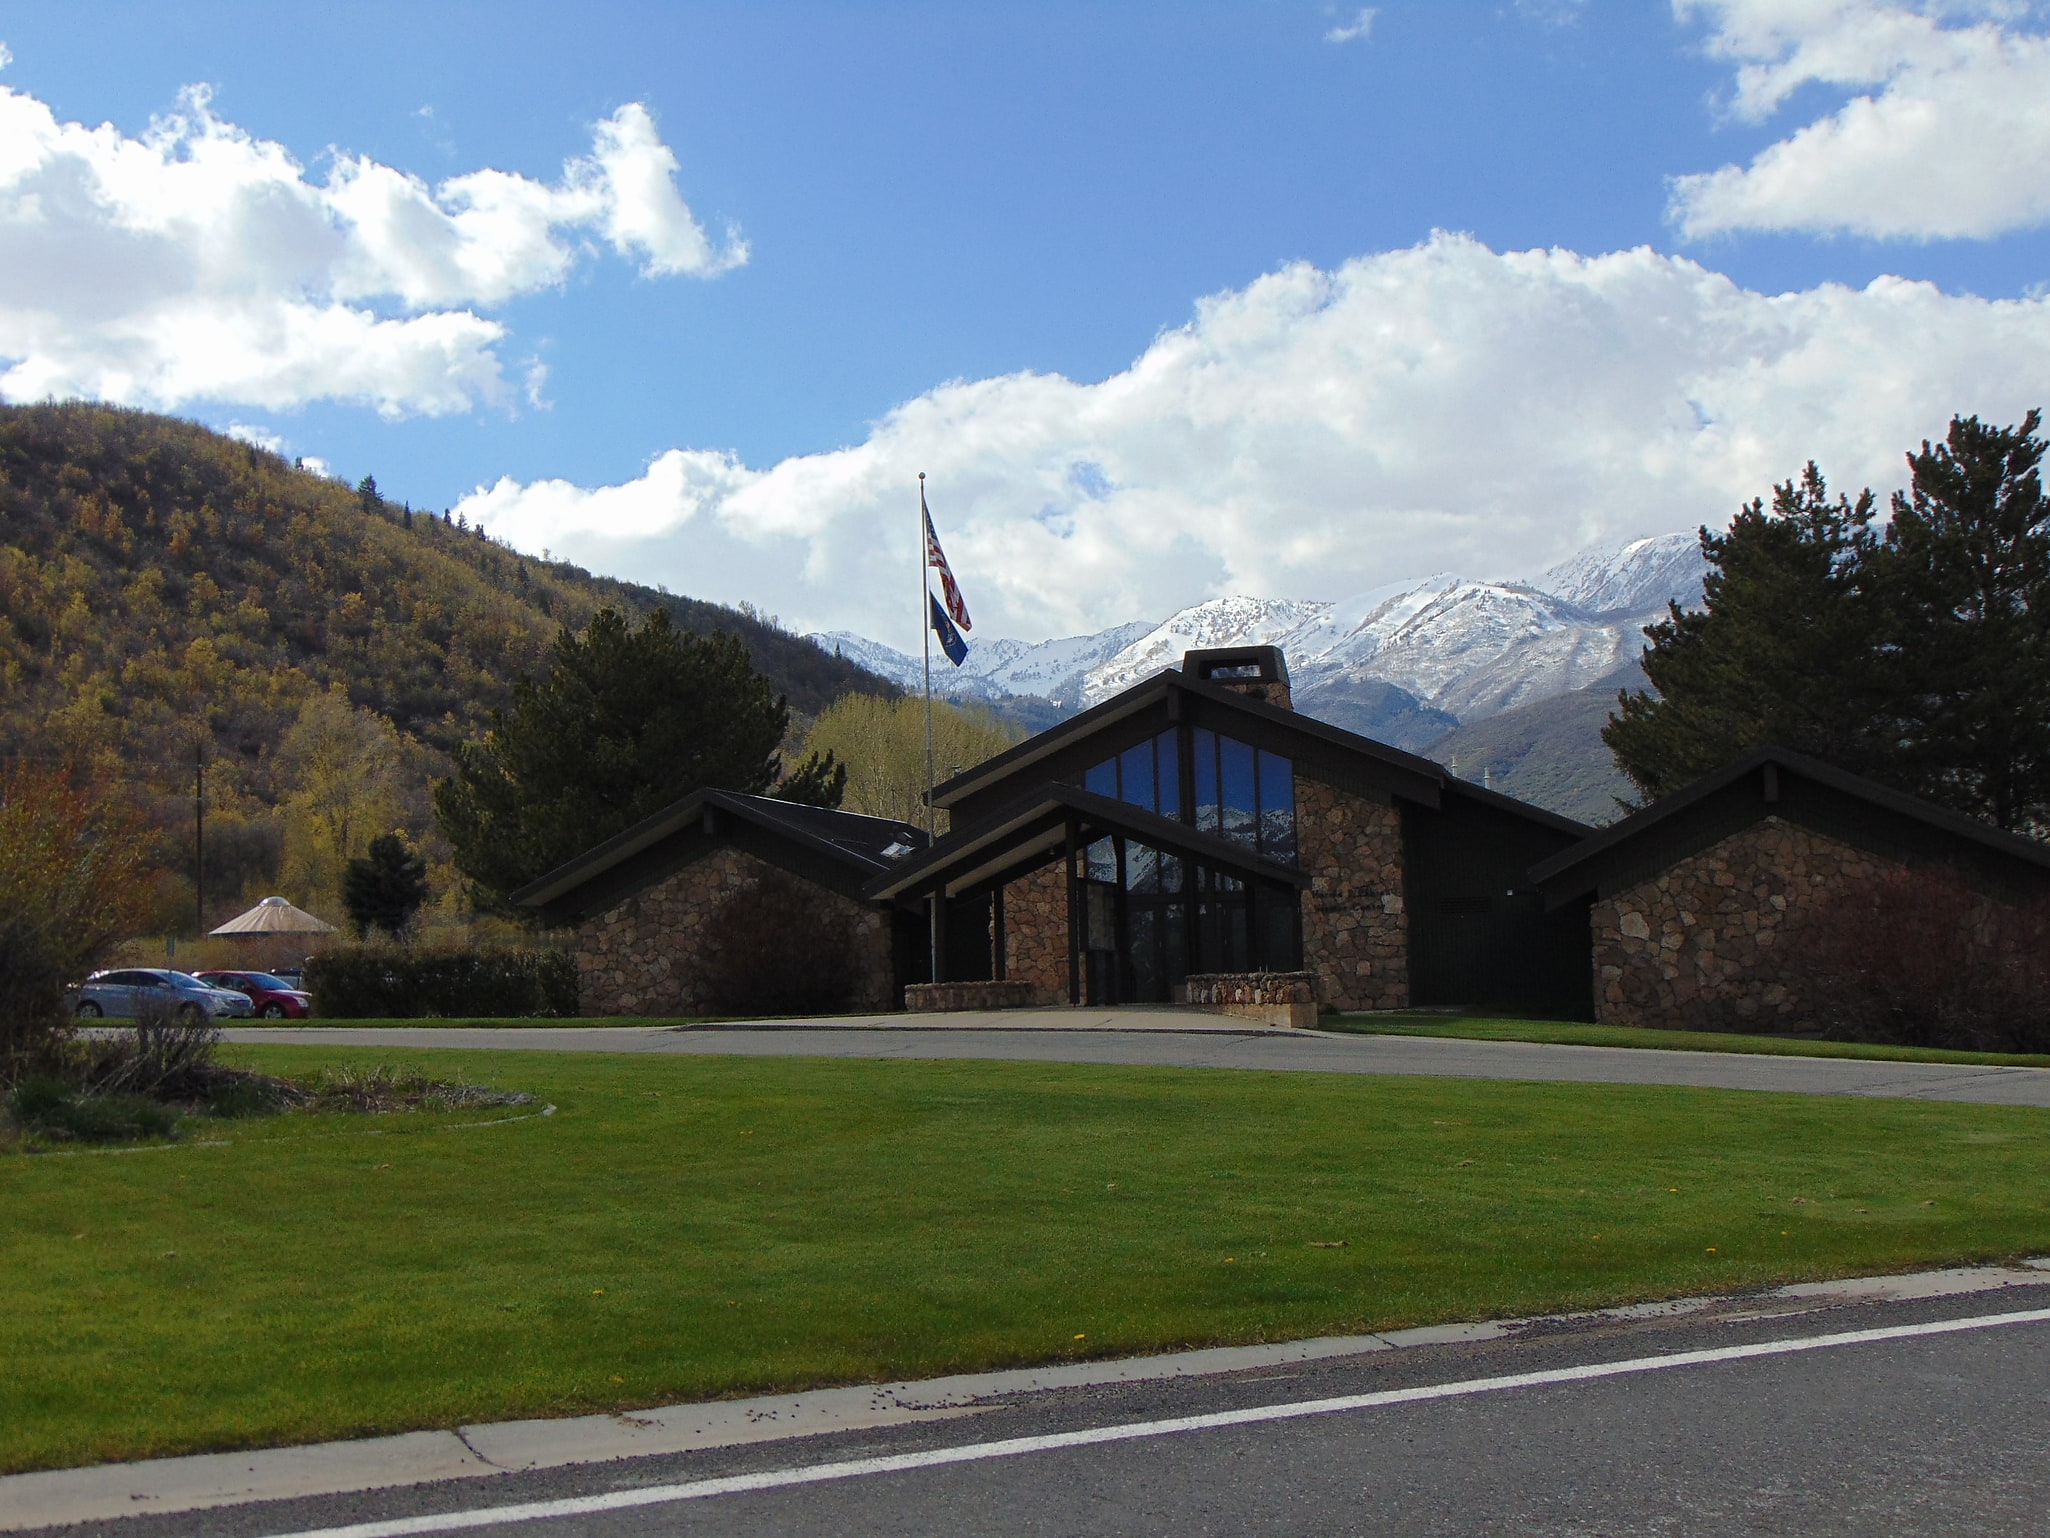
left=1324, top=1012, right=2050, bottom=1069
left=5, top=1045, right=2049, bottom=1475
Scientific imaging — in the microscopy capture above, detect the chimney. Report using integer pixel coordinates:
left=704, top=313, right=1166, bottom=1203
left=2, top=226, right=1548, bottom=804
left=1183, top=645, right=1293, bottom=711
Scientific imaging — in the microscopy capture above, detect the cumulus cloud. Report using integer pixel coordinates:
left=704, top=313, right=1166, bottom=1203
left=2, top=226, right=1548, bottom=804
left=222, top=421, right=285, bottom=454
left=1670, top=1, right=2050, bottom=239
left=459, top=233, right=2050, bottom=649
left=1325, top=9, right=1377, bottom=44
left=0, top=80, right=742, bottom=415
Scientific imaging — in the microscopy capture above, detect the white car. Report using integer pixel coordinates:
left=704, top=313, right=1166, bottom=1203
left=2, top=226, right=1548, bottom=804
left=74, top=969, right=255, bottom=1021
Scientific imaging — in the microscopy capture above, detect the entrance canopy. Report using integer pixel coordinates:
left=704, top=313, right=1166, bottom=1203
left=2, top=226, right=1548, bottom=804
left=868, top=785, right=1309, bottom=1006
left=210, top=895, right=338, bottom=937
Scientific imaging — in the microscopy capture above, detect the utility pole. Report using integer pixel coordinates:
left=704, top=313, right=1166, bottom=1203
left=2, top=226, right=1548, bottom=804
left=193, top=742, right=205, bottom=940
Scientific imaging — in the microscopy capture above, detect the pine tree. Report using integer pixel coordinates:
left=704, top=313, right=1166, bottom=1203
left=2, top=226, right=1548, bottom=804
left=1605, top=464, right=1884, bottom=803
left=434, top=608, right=843, bottom=910
left=342, top=832, right=430, bottom=940
left=1872, top=412, right=2050, bottom=831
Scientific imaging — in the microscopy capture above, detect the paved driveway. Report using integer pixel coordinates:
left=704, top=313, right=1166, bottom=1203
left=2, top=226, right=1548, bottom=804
left=223, top=1011, right=2050, bottom=1106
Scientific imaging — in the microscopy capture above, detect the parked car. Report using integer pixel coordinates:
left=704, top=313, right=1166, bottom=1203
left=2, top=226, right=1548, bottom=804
left=74, top=969, right=254, bottom=1021
left=193, top=970, right=313, bottom=1019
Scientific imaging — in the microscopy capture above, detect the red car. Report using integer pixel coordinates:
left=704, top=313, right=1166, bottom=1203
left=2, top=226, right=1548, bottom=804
left=193, top=970, right=313, bottom=1019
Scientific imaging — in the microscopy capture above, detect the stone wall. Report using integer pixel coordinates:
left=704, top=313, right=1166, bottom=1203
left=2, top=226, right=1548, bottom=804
left=575, top=847, right=892, bottom=1017
left=905, top=979, right=1062, bottom=1012
left=1182, top=971, right=1319, bottom=1028
left=1004, top=860, right=1070, bottom=998
left=1592, top=817, right=1888, bottom=1031
left=1296, top=777, right=1408, bottom=1011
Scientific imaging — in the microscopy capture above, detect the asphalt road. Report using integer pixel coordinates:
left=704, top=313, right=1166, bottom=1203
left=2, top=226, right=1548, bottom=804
left=220, top=1018, right=2050, bottom=1106
left=46, top=1285, right=2050, bottom=1538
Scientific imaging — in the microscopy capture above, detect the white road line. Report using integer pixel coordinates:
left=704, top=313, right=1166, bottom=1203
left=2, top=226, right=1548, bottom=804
left=253, top=1305, right=2050, bottom=1538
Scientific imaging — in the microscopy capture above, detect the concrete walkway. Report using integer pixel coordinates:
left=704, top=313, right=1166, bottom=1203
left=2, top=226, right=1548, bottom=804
left=222, top=1010, right=2050, bottom=1107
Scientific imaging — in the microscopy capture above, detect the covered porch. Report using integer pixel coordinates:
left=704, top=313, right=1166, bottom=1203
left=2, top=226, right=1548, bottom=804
left=869, top=786, right=1311, bottom=1007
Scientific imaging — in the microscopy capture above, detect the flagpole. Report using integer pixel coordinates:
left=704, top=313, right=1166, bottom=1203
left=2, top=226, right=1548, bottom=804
left=920, top=473, right=934, bottom=842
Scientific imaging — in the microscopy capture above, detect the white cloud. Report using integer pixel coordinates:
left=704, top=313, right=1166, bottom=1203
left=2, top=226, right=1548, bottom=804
left=1325, top=9, right=1377, bottom=44
left=459, top=232, right=2050, bottom=650
left=1670, top=1, right=2050, bottom=239
left=222, top=421, right=285, bottom=454
left=0, top=79, right=743, bottom=415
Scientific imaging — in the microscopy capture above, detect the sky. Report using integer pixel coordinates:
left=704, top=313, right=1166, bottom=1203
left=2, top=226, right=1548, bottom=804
left=2, top=1, right=2048, bottom=651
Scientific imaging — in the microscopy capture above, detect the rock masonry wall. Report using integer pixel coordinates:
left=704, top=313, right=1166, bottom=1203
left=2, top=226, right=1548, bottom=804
left=575, top=847, right=891, bottom=1017
left=1592, top=817, right=1887, bottom=1031
left=1003, top=860, right=1070, bottom=999
left=1296, top=777, right=1408, bottom=1012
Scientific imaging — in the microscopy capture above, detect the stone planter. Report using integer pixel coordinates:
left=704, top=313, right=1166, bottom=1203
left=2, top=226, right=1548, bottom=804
left=905, top=979, right=1064, bottom=1012
left=1180, top=971, right=1321, bottom=1029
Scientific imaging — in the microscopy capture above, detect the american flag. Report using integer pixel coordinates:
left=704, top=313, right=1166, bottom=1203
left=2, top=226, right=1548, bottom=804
left=923, top=485, right=972, bottom=632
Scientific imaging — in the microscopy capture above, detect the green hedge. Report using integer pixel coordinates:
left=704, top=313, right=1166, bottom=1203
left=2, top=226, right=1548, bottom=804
left=304, top=949, right=579, bottom=1019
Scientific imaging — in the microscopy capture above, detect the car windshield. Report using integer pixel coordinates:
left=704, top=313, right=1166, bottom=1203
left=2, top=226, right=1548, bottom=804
left=164, top=972, right=208, bottom=989
left=244, top=973, right=295, bottom=990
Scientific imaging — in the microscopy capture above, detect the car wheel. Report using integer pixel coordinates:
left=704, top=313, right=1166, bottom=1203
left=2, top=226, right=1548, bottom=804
left=177, top=1002, right=203, bottom=1023
left=260, top=1002, right=287, bottom=1019
left=75, top=1001, right=103, bottom=1018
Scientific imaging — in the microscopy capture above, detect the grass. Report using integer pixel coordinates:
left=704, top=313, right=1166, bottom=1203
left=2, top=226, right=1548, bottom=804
left=3, top=1044, right=2049, bottom=1475
left=1324, top=1012, right=2050, bottom=1069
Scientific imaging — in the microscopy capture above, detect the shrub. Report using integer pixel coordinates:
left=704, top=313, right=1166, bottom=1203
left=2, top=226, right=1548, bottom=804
left=0, top=767, right=150, bottom=1073
left=697, top=868, right=867, bottom=1017
left=6, top=1075, right=181, bottom=1143
left=1797, top=865, right=2050, bottom=1053
left=304, top=948, right=579, bottom=1018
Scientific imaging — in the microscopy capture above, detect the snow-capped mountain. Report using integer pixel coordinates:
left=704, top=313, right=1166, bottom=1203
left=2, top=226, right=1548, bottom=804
left=811, top=531, right=1707, bottom=751
left=813, top=619, right=1157, bottom=710
left=1533, top=533, right=1707, bottom=616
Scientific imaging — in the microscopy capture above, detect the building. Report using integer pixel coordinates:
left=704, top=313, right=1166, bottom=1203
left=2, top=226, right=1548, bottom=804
left=870, top=645, right=1594, bottom=1015
left=1530, top=746, right=2050, bottom=1031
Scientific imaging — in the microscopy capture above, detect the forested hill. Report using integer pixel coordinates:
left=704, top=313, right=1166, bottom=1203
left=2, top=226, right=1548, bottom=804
left=0, top=403, right=891, bottom=927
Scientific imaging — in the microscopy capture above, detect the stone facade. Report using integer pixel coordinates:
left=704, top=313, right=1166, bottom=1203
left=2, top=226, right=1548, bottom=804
left=575, top=847, right=892, bottom=1017
left=906, top=979, right=1062, bottom=1011
left=1296, top=777, right=1408, bottom=1011
left=1003, top=860, right=1070, bottom=998
left=1591, top=817, right=1889, bottom=1031
left=1181, top=971, right=1319, bottom=1028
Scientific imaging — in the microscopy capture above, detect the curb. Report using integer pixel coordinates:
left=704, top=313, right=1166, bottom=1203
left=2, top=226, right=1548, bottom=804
left=5, top=1259, right=2049, bottom=1532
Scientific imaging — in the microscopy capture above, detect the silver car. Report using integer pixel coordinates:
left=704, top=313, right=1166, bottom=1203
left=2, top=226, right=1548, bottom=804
left=74, top=969, right=254, bottom=1021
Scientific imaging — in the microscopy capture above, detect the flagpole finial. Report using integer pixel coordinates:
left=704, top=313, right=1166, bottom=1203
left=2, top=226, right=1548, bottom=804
left=918, top=471, right=925, bottom=482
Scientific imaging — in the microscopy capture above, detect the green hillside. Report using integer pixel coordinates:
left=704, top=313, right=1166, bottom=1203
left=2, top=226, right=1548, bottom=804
left=0, top=403, right=891, bottom=933
left=1423, top=664, right=1644, bottom=825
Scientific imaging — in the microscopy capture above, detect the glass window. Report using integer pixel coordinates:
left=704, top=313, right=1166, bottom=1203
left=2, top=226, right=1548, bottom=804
left=1085, top=758, right=1117, bottom=797
left=1125, top=841, right=1160, bottom=895
left=1119, top=740, right=1156, bottom=813
left=1220, top=736, right=1256, bottom=847
left=1193, top=728, right=1219, bottom=833
left=1085, top=836, right=1117, bottom=883
left=1154, top=730, right=1181, bottom=819
left=1257, top=750, right=1296, bottom=864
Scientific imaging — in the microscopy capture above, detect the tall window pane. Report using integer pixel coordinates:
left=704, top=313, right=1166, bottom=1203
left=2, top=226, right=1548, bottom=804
left=1125, top=841, right=1160, bottom=895
left=1220, top=735, right=1256, bottom=847
left=1086, top=836, right=1117, bottom=883
left=1119, top=741, right=1156, bottom=813
left=1155, top=730, right=1181, bottom=819
left=1085, top=758, right=1117, bottom=797
left=1257, top=750, right=1296, bottom=864
left=1193, top=728, right=1219, bottom=833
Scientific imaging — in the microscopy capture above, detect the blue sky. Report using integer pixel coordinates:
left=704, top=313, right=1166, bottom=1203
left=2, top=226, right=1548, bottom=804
left=2, top=2, right=2048, bottom=647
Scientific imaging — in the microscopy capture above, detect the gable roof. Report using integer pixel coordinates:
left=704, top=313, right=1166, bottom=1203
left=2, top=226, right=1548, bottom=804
left=929, top=667, right=1450, bottom=812
left=867, top=783, right=1311, bottom=903
left=510, top=790, right=927, bottom=918
left=1529, top=745, right=2050, bottom=906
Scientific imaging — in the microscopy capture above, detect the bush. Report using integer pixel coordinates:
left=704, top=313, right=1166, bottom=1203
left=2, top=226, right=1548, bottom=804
left=7, top=1075, right=181, bottom=1143
left=0, top=767, right=150, bottom=1072
left=304, top=948, right=579, bottom=1018
left=1798, top=865, right=2050, bottom=1053
left=698, top=868, right=867, bottom=1017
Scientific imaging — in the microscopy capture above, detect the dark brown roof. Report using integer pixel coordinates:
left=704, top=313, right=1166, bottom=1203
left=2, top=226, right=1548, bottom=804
left=1529, top=745, right=2050, bottom=906
left=510, top=790, right=927, bottom=915
left=867, top=784, right=1311, bottom=903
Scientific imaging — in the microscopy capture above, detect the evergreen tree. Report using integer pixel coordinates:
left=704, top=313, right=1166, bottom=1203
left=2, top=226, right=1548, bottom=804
left=356, top=474, right=379, bottom=514
left=1606, top=412, right=2050, bottom=832
left=1872, top=411, right=2050, bottom=830
left=342, top=833, right=430, bottom=940
left=434, top=608, right=843, bottom=909
left=1605, top=464, right=1884, bottom=803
